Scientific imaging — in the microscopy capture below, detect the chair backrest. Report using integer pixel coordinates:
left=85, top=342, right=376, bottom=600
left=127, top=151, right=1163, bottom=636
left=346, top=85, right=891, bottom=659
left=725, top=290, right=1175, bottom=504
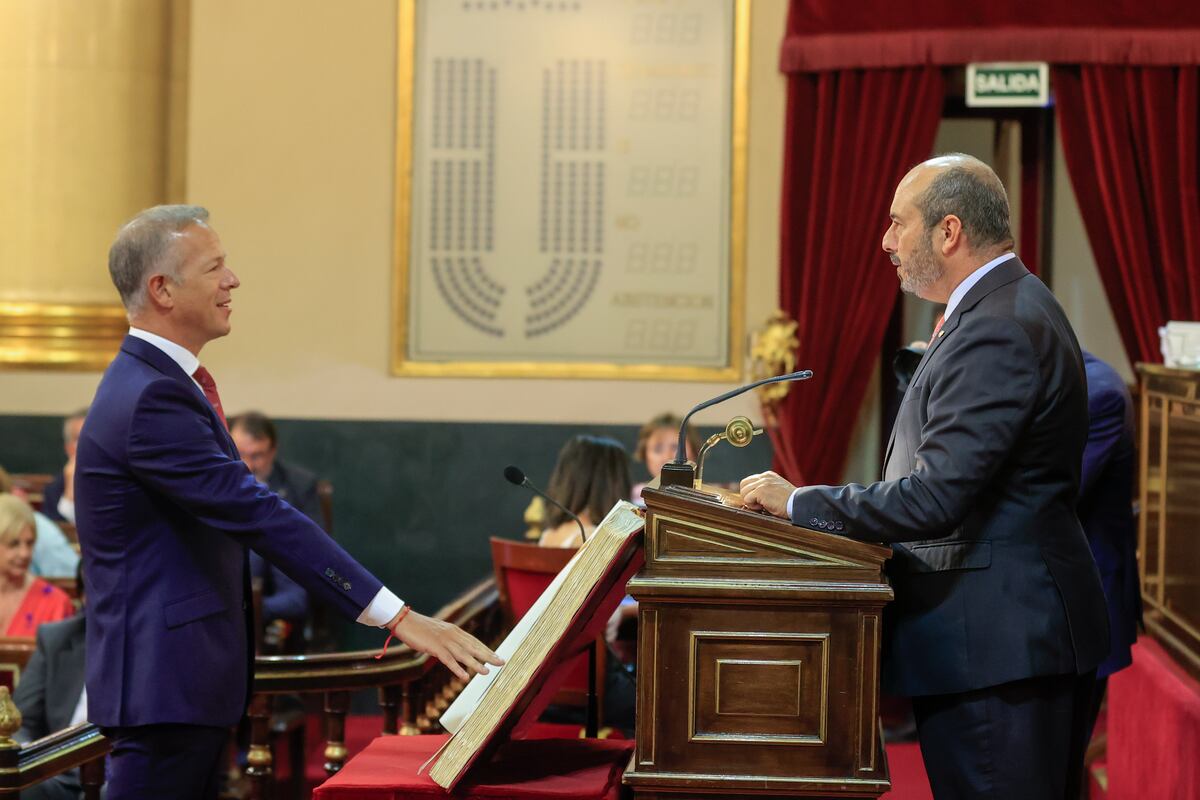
left=316, top=479, right=334, bottom=535
left=489, top=537, right=577, bottom=626
left=0, top=637, right=36, bottom=693
left=8, top=474, right=53, bottom=512
left=488, top=537, right=602, bottom=718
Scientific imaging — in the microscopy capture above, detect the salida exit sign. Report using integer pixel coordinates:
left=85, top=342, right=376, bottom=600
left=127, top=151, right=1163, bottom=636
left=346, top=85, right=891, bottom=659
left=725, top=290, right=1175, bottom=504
left=966, top=63, right=1049, bottom=107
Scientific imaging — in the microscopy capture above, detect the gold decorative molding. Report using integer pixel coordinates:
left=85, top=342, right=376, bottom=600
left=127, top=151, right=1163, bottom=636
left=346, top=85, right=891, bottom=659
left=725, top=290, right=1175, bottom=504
left=0, top=302, right=126, bottom=371
left=749, top=309, right=800, bottom=407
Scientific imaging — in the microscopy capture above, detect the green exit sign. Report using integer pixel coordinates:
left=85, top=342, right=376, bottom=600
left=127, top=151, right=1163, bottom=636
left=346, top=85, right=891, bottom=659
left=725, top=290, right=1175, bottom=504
left=966, top=62, right=1049, bottom=107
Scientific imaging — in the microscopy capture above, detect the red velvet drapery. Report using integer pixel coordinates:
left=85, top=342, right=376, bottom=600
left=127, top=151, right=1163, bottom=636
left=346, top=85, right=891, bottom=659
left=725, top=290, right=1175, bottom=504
left=771, top=67, right=944, bottom=485
left=1055, top=65, right=1200, bottom=366
left=772, top=2, right=1200, bottom=482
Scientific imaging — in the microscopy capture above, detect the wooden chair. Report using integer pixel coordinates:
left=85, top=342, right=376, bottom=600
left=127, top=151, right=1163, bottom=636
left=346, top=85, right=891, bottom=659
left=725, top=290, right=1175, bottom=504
left=0, top=638, right=37, bottom=693
left=8, top=474, right=53, bottom=512
left=488, top=537, right=605, bottom=731
left=315, top=479, right=334, bottom=535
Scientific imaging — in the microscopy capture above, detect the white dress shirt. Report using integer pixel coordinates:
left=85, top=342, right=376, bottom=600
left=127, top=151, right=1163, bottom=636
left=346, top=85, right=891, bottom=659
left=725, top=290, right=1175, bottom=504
left=126, top=327, right=404, bottom=627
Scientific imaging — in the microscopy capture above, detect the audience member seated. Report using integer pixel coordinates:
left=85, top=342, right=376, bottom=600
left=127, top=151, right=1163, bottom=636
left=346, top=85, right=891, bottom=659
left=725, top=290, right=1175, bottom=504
left=40, top=408, right=88, bottom=525
left=14, top=562, right=90, bottom=800
left=0, top=469, right=78, bottom=580
left=229, top=411, right=319, bottom=648
left=630, top=413, right=699, bottom=504
left=0, top=495, right=75, bottom=637
left=538, top=435, right=632, bottom=548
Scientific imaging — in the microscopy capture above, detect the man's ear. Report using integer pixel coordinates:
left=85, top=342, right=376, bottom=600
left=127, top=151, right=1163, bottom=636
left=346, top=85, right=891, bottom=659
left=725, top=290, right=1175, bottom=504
left=939, top=214, right=965, bottom=256
left=145, top=273, right=175, bottom=311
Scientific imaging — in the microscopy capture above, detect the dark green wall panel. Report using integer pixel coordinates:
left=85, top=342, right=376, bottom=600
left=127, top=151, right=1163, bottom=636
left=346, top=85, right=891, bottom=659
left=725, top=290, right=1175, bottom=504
left=0, top=414, right=772, bottom=650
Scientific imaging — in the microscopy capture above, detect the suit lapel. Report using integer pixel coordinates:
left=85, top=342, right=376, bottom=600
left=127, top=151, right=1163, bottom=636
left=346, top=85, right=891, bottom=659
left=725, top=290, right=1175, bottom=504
left=48, top=619, right=86, bottom=730
left=120, top=335, right=239, bottom=456
left=881, top=258, right=1031, bottom=474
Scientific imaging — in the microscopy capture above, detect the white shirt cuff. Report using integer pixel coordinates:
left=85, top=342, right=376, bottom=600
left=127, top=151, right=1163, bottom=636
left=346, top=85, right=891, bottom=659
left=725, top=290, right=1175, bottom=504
left=57, top=496, right=76, bottom=524
left=786, top=488, right=800, bottom=521
left=356, top=587, right=404, bottom=627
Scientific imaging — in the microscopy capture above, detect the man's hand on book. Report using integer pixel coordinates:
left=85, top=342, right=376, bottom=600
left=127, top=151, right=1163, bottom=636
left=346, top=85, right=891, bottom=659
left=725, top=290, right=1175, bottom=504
left=389, top=609, right=505, bottom=681
left=739, top=470, right=795, bottom=520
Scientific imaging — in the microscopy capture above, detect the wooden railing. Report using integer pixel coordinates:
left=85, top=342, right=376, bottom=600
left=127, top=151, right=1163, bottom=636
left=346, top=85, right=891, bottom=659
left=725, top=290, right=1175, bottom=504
left=0, top=578, right=502, bottom=799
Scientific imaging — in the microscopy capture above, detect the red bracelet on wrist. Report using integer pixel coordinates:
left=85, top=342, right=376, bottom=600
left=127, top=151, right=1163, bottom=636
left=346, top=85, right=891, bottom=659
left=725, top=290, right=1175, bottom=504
left=374, top=605, right=413, bottom=661
left=392, top=604, right=412, bottom=629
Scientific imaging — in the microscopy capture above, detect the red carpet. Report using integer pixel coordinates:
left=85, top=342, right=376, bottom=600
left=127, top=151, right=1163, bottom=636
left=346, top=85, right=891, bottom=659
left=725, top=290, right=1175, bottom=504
left=301, top=718, right=934, bottom=799
left=1107, top=637, right=1200, bottom=799
left=881, top=742, right=933, bottom=800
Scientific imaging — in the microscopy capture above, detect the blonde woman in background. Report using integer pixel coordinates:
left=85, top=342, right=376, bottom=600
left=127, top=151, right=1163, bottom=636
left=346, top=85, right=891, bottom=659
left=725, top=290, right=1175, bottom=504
left=0, top=494, right=75, bottom=637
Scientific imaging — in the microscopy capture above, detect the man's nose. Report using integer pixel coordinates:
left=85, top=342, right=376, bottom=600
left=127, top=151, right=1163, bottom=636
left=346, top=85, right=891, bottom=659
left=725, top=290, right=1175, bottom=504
left=224, top=269, right=241, bottom=289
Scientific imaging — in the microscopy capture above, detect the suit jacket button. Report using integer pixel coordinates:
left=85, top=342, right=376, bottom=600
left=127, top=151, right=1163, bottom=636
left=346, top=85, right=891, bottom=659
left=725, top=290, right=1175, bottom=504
left=343, top=581, right=352, bottom=591
left=835, top=521, right=845, bottom=531
left=809, top=517, right=818, bottom=526
left=325, top=568, right=334, bottom=577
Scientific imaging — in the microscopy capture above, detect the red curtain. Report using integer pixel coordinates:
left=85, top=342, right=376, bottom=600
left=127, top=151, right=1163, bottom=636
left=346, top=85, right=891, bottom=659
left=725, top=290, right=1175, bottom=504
left=1055, top=65, right=1200, bottom=366
left=780, top=0, right=1200, bottom=72
left=770, top=67, right=944, bottom=485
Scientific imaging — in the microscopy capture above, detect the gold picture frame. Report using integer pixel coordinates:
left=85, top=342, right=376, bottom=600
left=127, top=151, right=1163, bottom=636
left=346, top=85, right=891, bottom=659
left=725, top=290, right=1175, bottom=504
left=391, top=0, right=749, bottom=381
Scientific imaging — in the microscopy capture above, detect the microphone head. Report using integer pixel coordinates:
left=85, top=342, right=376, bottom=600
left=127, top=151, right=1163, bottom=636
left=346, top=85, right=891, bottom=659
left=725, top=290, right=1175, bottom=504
left=503, top=465, right=526, bottom=486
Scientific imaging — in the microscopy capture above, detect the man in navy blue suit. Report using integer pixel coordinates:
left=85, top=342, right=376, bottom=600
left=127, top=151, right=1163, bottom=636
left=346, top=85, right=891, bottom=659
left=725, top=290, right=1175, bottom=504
left=75, top=205, right=502, bottom=799
left=1078, top=351, right=1142, bottom=736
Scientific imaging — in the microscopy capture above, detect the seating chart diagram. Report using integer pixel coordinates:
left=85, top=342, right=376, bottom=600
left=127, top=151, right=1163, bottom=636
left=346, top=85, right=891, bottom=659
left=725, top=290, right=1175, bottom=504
left=401, top=0, right=738, bottom=373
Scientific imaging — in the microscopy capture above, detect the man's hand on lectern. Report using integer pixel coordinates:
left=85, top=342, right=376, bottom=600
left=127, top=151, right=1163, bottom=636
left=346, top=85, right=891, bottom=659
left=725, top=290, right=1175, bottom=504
left=739, top=471, right=797, bottom=520
left=389, top=609, right=505, bottom=681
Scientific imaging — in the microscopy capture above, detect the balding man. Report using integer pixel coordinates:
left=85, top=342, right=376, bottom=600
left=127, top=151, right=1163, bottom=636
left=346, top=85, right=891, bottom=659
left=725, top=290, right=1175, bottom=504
left=741, top=155, right=1108, bottom=798
left=75, top=206, right=501, bottom=799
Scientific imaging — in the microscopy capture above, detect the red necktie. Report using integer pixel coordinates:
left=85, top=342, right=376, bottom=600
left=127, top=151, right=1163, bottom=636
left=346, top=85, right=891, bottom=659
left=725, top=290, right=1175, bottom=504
left=928, top=313, right=946, bottom=346
left=192, top=366, right=228, bottom=430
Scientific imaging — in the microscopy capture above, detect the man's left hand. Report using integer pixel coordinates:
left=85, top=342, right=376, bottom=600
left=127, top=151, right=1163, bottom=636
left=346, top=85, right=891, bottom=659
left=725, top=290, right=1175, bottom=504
left=739, top=471, right=796, bottom=520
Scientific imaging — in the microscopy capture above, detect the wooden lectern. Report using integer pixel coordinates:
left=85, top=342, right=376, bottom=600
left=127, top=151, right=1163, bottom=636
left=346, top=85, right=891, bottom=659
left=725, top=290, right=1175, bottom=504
left=624, top=486, right=894, bottom=799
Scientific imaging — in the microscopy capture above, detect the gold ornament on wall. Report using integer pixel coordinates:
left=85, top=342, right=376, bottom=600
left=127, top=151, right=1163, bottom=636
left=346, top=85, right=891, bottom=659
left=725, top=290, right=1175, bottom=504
left=749, top=310, right=800, bottom=415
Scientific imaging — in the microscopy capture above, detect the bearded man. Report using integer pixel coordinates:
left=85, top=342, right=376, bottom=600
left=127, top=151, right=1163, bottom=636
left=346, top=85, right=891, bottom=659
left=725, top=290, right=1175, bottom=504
left=740, top=154, right=1108, bottom=799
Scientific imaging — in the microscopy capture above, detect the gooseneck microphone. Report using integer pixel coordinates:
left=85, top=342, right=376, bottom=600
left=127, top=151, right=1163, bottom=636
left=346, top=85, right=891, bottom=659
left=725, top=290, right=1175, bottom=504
left=660, top=369, right=815, bottom=488
left=504, top=465, right=588, bottom=544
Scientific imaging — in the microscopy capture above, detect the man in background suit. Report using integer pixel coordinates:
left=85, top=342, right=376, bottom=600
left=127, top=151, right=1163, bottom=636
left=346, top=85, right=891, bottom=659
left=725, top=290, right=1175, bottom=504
left=40, top=408, right=88, bottom=524
left=741, top=155, right=1109, bottom=799
left=1079, top=350, right=1142, bottom=737
left=75, top=205, right=501, bottom=799
left=230, top=411, right=317, bottom=636
left=14, top=564, right=88, bottom=800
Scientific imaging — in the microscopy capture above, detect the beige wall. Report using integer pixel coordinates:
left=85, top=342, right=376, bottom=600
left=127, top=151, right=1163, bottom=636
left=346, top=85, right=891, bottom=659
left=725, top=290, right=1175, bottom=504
left=1, top=0, right=1131, bottom=463
left=0, top=0, right=789, bottom=425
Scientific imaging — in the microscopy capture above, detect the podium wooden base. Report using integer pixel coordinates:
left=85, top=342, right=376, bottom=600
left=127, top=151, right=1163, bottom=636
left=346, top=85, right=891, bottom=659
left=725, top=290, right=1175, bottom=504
left=624, top=487, right=894, bottom=799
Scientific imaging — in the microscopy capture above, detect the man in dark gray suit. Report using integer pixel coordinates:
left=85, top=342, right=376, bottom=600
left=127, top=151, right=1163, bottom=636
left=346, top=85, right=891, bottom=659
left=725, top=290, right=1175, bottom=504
left=741, top=154, right=1108, bottom=799
left=15, top=569, right=89, bottom=800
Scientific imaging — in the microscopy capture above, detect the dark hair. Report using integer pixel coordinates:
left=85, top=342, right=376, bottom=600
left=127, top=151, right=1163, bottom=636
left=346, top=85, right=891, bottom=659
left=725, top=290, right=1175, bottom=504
left=915, top=155, right=1013, bottom=252
left=544, top=435, right=632, bottom=529
left=228, top=411, right=278, bottom=447
left=635, top=413, right=700, bottom=463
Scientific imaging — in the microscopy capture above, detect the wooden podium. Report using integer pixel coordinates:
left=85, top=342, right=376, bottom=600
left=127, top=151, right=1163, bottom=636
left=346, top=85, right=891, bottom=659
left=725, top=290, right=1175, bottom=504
left=623, top=486, right=894, bottom=799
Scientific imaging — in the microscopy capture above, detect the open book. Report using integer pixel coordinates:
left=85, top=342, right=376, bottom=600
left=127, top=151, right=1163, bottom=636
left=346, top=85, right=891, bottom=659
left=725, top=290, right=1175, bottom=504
left=428, top=501, right=645, bottom=790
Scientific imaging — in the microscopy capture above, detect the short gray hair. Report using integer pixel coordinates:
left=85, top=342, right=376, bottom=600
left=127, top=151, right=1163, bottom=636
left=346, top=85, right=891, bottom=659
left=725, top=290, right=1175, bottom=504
left=915, top=155, right=1013, bottom=252
left=108, top=205, right=210, bottom=313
